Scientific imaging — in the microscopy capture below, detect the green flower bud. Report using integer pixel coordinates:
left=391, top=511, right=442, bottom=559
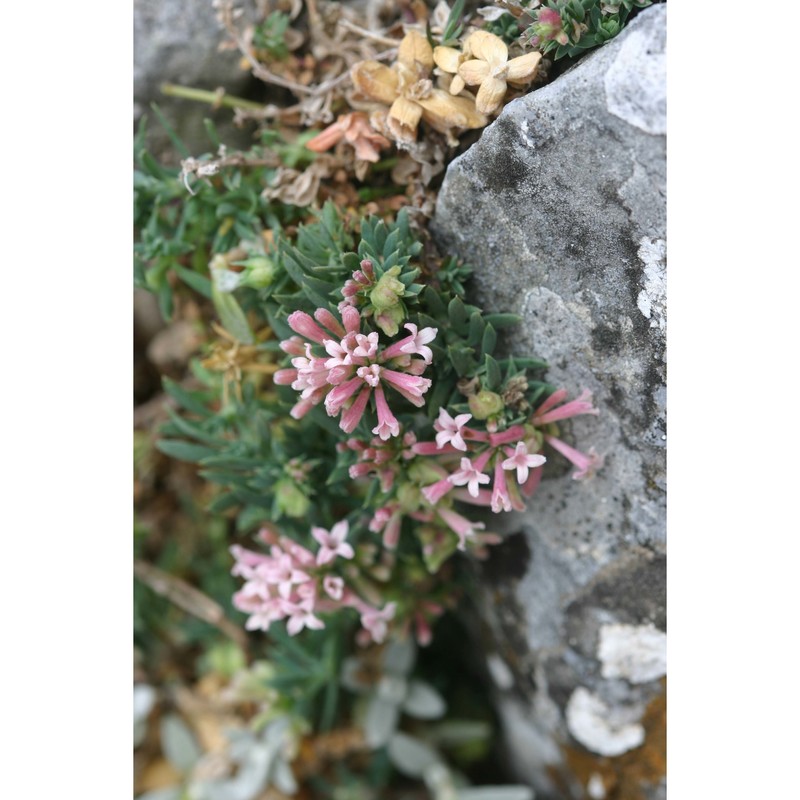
left=241, top=256, right=275, bottom=289
left=408, top=461, right=443, bottom=489
left=375, top=304, right=405, bottom=337
left=273, top=479, right=311, bottom=518
left=370, top=269, right=405, bottom=310
left=468, top=390, right=505, bottom=420
left=396, top=481, right=422, bottom=512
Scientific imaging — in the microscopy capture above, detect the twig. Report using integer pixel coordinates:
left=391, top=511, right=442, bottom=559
left=160, top=83, right=266, bottom=111
left=337, top=18, right=402, bottom=47
left=134, top=560, right=249, bottom=652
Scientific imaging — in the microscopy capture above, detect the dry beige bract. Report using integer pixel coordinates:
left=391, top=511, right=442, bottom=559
left=458, top=30, right=541, bottom=114
left=350, top=30, right=488, bottom=145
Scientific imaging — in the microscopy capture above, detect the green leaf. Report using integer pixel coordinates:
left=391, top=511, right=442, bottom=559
left=162, top=377, right=213, bottom=417
left=483, top=312, right=520, bottom=329
left=485, top=354, right=502, bottom=390
left=156, top=440, right=217, bottom=462
left=481, top=323, right=497, bottom=356
left=150, top=103, right=191, bottom=160
left=448, top=296, right=468, bottom=329
left=211, top=282, right=254, bottom=344
left=174, top=264, right=212, bottom=298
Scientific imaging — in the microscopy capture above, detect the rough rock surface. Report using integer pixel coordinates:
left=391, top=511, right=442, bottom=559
left=134, top=0, right=256, bottom=161
left=432, top=6, right=666, bottom=799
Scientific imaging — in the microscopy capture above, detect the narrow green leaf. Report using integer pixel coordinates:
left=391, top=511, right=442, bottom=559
left=485, top=354, right=502, bottom=390
left=156, top=440, right=217, bottom=463
left=211, top=282, right=254, bottom=344
left=174, top=264, right=212, bottom=298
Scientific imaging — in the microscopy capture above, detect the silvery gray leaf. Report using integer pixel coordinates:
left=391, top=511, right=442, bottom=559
left=456, top=788, right=534, bottom=800
left=136, top=788, right=182, bottom=800
left=364, top=695, right=401, bottom=748
left=160, top=713, right=202, bottom=773
left=134, top=684, right=157, bottom=748
left=272, top=757, right=298, bottom=795
left=340, top=656, right=371, bottom=694
left=427, top=720, right=491, bottom=746
left=382, top=637, right=416, bottom=676
left=375, top=673, right=407, bottom=706
left=387, top=732, right=441, bottom=778
left=402, top=680, right=447, bottom=720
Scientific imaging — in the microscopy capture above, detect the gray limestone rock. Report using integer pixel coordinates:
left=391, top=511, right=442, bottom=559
left=134, top=0, right=256, bottom=161
left=432, top=6, right=666, bottom=798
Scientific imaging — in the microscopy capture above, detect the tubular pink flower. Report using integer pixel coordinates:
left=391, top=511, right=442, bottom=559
left=437, top=507, right=486, bottom=551
left=284, top=598, right=325, bottom=636
left=325, top=376, right=364, bottom=416
left=357, top=364, right=382, bottom=387
left=544, top=434, right=603, bottom=480
left=340, top=385, right=372, bottom=433
left=279, top=336, right=306, bottom=356
left=360, top=602, right=396, bottom=644
left=533, top=388, right=599, bottom=426
left=488, top=425, right=527, bottom=448
left=323, top=337, right=354, bottom=369
left=273, top=368, right=298, bottom=385
left=323, top=575, right=344, bottom=601
left=491, top=458, right=513, bottom=513
left=353, top=332, right=380, bottom=360
left=372, top=384, right=400, bottom=440
left=287, top=310, right=330, bottom=344
left=449, top=456, right=491, bottom=498
left=381, top=369, right=431, bottom=407
left=312, top=520, right=355, bottom=565
left=341, top=304, right=362, bottom=335
left=502, top=441, right=547, bottom=484
left=412, top=441, right=462, bottom=456
left=290, top=392, right=324, bottom=420
left=381, top=323, right=438, bottom=364
left=314, top=307, right=345, bottom=337
left=434, top=407, right=472, bottom=451
left=422, top=477, right=455, bottom=505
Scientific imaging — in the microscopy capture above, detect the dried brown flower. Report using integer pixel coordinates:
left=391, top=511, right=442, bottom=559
left=350, top=30, right=488, bottom=145
left=305, top=112, right=391, bottom=162
left=457, top=30, right=542, bottom=114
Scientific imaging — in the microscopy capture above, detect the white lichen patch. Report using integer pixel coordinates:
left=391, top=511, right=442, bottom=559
left=487, top=652, right=515, bottom=690
left=565, top=687, right=645, bottom=757
left=604, top=17, right=666, bottom=135
left=635, top=237, right=666, bottom=330
left=587, top=773, right=607, bottom=799
left=598, top=622, right=666, bottom=684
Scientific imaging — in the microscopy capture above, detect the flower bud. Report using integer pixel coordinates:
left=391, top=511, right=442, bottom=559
left=375, top=304, right=406, bottom=337
left=241, top=256, right=275, bottom=289
left=273, top=479, right=311, bottom=518
left=370, top=269, right=405, bottom=311
left=468, top=390, right=505, bottom=420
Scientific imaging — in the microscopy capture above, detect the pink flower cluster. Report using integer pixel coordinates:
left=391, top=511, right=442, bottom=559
left=340, top=429, right=417, bottom=492
left=231, top=523, right=396, bottom=643
left=273, top=306, right=436, bottom=439
left=414, top=407, right=547, bottom=520
left=532, top=388, right=603, bottom=479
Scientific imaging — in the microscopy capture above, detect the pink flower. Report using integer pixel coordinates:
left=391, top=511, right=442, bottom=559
left=372, top=384, right=401, bottom=440
left=360, top=602, right=397, bottom=644
left=491, top=458, right=513, bottom=513
left=449, top=456, right=491, bottom=498
left=312, top=520, right=355, bottom=565
left=434, top=407, right=472, bottom=451
left=437, top=508, right=486, bottom=551
left=544, top=435, right=603, bottom=480
left=381, top=323, right=438, bottom=364
left=283, top=597, right=325, bottom=636
left=267, top=552, right=311, bottom=599
left=533, top=388, right=599, bottom=426
left=380, top=369, right=431, bottom=407
left=502, top=441, right=547, bottom=484
left=323, top=575, right=344, bottom=601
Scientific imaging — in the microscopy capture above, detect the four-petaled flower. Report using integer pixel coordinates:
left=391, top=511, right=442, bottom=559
left=434, top=407, right=472, bottom=451
left=312, top=520, right=355, bottom=565
left=449, top=456, right=491, bottom=498
left=502, top=441, right=547, bottom=484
